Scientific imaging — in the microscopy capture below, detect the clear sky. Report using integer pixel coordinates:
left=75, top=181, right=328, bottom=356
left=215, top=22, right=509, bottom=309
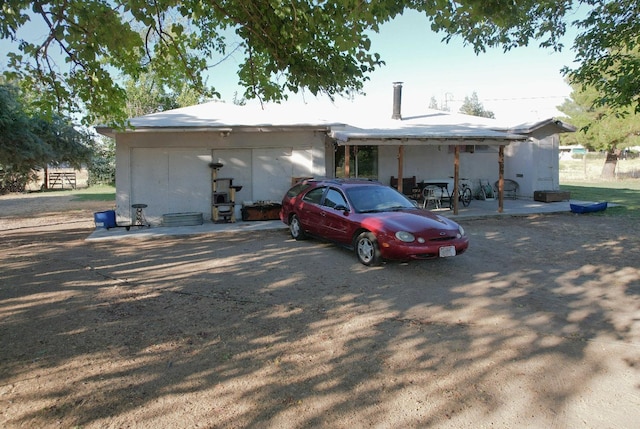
left=355, top=10, right=577, bottom=122
left=212, top=9, right=579, bottom=124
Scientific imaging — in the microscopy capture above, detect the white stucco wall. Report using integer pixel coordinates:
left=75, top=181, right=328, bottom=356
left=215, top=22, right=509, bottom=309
left=376, top=143, right=502, bottom=193
left=115, top=129, right=326, bottom=224
left=114, top=126, right=560, bottom=224
left=504, top=132, right=560, bottom=197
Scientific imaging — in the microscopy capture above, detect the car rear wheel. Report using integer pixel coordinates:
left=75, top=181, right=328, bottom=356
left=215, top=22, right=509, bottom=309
left=289, top=214, right=307, bottom=240
left=355, top=232, right=381, bottom=266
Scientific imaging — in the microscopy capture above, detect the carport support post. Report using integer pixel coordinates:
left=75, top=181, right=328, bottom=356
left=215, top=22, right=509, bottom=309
left=397, top=145, right=404, bottom=194
left=498, top=145, right=505, bottom=213
left=345, top=144, right=350, bottom=177
left=453, top=145, right=460, bottom=215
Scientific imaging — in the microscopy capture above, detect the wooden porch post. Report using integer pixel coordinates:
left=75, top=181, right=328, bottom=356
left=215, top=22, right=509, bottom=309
left=498, top=145, right=504, bottom=213
left=453, top=145, right=460, bottom=215
left=43, top=165, right=49, bottom=190
left=344, top=145, right=350, bottom=177
left=397, top=145, right=404, bottom=194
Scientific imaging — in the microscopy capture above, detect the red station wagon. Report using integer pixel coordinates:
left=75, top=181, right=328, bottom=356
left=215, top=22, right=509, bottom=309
left=280, top=179, right=469, bottom=266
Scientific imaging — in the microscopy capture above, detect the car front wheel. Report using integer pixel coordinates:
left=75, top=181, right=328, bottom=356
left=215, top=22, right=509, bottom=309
left=355, top=232, right=381, bottom=266
left=289, top=214, right=307, bottom=240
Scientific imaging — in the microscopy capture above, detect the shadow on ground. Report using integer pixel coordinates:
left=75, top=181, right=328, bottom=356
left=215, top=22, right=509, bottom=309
left=1, top=214, right=639, bottom=428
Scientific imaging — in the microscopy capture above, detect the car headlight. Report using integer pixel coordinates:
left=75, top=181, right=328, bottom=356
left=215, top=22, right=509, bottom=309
left=395, top=231, right=415, bottom=242
left=457, top=225, right=465, bottom=238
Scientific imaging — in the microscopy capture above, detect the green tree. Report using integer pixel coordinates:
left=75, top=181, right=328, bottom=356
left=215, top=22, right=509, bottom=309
left=86, top=69, right=207, bottom=185
left=0, top=83, right=92, bottom=192
left=123, top=70, right=206, bottom=118
left=428, top=95, right=450, bottom=112
left=562, top=1, right=640, bottom=113
left=558, top=82, right=640, bottom=178
left=87, top=136, right=115, bottom=186
left=459, top=92, right=495, bottom=118
left=429, top=96, right=439, bottom=110
left=2, top=1, right=640, bottom=125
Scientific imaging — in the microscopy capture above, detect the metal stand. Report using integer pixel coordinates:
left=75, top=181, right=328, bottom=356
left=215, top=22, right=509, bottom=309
left=210, top=162, right=241, bottom=223
left=131, top=203, right=149, bottom=227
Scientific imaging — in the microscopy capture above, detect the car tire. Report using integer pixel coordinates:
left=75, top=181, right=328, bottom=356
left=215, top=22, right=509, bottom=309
left=355, top=231, right=381, bottom=266
left=289, top=214, right=307, bottom=240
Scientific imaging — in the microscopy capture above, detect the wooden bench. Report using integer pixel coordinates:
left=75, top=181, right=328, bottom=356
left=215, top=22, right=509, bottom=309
left=495, top=179, right=519, bottom=200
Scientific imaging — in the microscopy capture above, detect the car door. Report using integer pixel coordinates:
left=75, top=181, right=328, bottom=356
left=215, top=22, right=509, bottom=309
left=319, top=187, right=353, bottom=243
left=298, top=186, right=327, bottom=236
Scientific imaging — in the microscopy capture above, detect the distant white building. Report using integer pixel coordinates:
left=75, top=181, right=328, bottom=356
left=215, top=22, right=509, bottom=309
left=96, top=84, right=575, bottom=225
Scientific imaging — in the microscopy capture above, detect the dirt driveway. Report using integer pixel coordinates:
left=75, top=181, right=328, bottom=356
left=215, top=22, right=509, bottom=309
left=1, top=192, right=639, bottom=428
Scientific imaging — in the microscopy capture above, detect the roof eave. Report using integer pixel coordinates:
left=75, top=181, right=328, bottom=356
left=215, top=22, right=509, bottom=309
left=96, top=124, right=334, bottom=138
left=333, top=135, right=526, bottom=146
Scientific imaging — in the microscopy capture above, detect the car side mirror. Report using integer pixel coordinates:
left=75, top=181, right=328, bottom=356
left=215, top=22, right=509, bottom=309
left=334, top=204, right=350, bottom=213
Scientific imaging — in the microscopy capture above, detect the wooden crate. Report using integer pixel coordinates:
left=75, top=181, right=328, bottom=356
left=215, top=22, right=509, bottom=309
left=533, top=190, right=571, bottom=203
left=241, top=203, right=282, bottom=221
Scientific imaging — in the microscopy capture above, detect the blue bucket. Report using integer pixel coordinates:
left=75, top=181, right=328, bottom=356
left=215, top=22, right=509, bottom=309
left=94, top=210, right=116, bottom=229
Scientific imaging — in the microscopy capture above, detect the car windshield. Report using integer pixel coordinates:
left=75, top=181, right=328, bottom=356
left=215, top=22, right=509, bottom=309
left=346, top=185, right=416, bottom=213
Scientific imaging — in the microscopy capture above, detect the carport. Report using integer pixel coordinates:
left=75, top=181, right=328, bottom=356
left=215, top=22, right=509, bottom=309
left=330, top=127, right=527, bottom=215
left=330, top=82, right=529, bottom=215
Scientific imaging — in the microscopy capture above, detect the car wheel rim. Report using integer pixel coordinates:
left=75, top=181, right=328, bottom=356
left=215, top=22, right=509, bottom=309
left=291, top=219, right=300, bottom=237
left=358, top=238, right=373, bottom=263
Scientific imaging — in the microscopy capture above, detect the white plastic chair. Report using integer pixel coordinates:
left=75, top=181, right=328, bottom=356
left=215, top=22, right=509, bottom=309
left=422, top=185, right=441, bottom=209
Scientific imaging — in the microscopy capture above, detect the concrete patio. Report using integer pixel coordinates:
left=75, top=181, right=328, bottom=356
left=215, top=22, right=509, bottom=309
left=86, top=198, right=597, bottom=242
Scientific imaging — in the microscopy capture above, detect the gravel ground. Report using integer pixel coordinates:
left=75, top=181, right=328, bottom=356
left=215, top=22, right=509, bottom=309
left=1, top=191, right=639, bottom=428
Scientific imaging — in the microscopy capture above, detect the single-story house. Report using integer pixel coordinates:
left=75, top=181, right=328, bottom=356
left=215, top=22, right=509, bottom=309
left=96, top=84, right=575, bottom=225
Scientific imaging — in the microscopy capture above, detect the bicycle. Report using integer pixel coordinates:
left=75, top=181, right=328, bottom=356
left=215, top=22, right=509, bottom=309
left=475, top=179, right=495, bottom=200
left=448, top=177, right=473, bottom=208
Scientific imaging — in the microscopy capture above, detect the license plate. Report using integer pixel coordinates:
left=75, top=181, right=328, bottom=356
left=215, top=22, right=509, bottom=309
left=439, top=246, right=456, bottom=258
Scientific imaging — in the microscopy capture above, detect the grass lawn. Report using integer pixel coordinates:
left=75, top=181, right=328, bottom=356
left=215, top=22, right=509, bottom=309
left=560, top=156, right=640, bottom=219
left=62, top=185, right=116, bottom=202
left=560, top=180, right=640, bottom=219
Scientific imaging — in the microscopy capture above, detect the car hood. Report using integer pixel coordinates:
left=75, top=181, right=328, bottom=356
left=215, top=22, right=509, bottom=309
left=360, top=209, right=460, bottom=233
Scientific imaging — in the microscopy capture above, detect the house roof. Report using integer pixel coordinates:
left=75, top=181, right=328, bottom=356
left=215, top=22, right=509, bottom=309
left=502, top=118, right=577, bottom=135
left=96, top=99, right=572, bottom=145
left=95, top=101, right=343, bottom=137
left=328, top=111, right=527, bottom=145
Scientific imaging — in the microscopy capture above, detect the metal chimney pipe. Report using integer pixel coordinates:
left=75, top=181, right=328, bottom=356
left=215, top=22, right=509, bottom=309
left=391, top=82, right=403, bottom=120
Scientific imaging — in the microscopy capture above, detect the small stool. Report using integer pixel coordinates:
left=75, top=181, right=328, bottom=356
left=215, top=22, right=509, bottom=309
left=131, top=203, right=149, bottom=227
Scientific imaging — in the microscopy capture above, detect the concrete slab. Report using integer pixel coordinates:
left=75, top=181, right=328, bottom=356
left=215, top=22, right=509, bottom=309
left=85, top=199, right=604, bottom=242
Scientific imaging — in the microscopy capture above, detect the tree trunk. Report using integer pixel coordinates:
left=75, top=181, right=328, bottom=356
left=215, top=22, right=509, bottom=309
left=601, top=150, right=617, bottom=179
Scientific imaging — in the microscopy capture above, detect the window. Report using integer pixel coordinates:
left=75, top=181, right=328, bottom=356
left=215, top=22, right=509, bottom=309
left=323, top=188, right=348, bottom=209
left=286, top=182, right=312, bottom=198
left=335, top=145, right=378, bottom=179
left=302, top=187, right=325, bottom=204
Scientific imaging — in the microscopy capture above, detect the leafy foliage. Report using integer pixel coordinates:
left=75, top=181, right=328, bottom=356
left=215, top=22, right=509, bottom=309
left=1, top=0, right=399, bottom=126
left=87, top=136, right=115, bottom=186
left=459, top=92, right=495, bottom=118
left=563, top=1, right=640, bottom=113
left=428, top=95, right=450, bottom=112
left=558, top=82, right=640, bottom=152
left=122, top=69, right=206, bottom=118
left=0, top=83, right=92, bottom=193
left=558, top=79, right=640, bottom=178
left=2, top=1, right=640, bottom=125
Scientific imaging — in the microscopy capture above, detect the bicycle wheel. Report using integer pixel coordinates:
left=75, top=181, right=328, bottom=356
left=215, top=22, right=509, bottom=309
left=477, top=183, right=486, bottom=200
left=461, top=187, right=472, bottom=207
